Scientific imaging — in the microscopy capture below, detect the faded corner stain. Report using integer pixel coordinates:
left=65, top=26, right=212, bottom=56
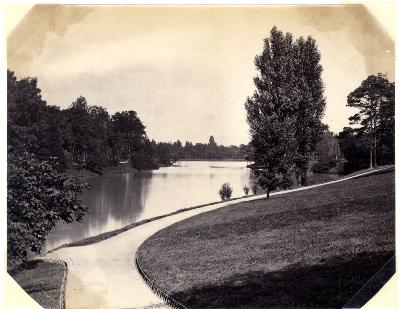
left=295, top=5, right=394, bottom=79
left=7, top=4, right=94, bottom=74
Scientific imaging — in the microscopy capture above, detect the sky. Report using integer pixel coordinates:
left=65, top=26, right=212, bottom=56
left=7, top=4, right=395, bottom=146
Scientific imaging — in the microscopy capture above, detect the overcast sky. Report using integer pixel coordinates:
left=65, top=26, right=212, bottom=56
left=7, top=5, right=395, bottom=145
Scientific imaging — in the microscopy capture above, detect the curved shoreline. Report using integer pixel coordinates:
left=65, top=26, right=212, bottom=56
left=43, top=166, right=392, bottom=309
left=47, top=165, right=393, bottom=254
left=46, top=194, right=256, bottom=253
left=135, top=167, right=395, bottom=309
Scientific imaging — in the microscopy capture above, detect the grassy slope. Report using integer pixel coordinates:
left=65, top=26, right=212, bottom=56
left=137, top=169, right=395, bottom=309
left=9, top=260, right=65, bottom=309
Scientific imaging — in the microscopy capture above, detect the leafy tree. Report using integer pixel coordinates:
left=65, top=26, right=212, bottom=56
left=87, top=105, right=110, bottom=167
left=172, top=140, right=183, bottom=161
left=7, top=152, right=88, bottom=264
left=7, top=71, right=90, bottom=265
left=245, top=26, right=299, bottom=198
left=7, top=70, right=47, bottom=156
left=293, top=36, right=326, bottom=185
left=347, top=74, right=395, bottom=168
left=7, top=70, right=46, bottom=129
left=156, top=142, right=173, bottom=166
left=37, top=105, right=67, bottom=169
left=245, top=27, right=326, bottom=196
left=208, top=135, right=218, bottom=159
left=377, top=83, right=395, bottom=164
left=338, top=127, right=370, bottom=173
left=110, top=111, right=147, bottom=163
left=62, top=96, right=95, bottom=165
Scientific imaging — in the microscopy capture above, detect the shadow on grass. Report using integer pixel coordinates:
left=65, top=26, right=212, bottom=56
left=8, top=259, right=43, bottom=276
left=8, top=260, right=64, bottom=309
left=170, top=251, right=394, bottom=309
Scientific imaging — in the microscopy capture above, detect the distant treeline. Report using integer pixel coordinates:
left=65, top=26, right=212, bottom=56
left=156, top=136, right=252, bottom=162
left=7, top=70, right=250, bottom=172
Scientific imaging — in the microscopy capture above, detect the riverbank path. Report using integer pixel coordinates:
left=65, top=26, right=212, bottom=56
left=44, top=167, right=391, bottom=309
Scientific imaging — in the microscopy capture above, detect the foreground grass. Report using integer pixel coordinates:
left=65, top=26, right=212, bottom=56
left=137, top=168, right=395, bottom=308
left=8, top=260, right=66, bottom=309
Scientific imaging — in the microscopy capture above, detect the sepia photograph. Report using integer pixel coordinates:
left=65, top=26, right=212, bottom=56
left=3, top=3, right=396, bottom=309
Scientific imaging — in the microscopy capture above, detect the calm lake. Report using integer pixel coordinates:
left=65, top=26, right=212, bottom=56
left=45, top=160, right=256, bottom=250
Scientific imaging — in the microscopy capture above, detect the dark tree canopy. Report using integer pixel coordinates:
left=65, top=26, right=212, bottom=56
left=7, top=152, right=88, bottom=263
left=7, top=71, right=89, bottom=264
left=338, top=127, right=370, bottom=174
left=7, top=69, right=254, bottom=264
left=344, top=73, right=394, bottom=169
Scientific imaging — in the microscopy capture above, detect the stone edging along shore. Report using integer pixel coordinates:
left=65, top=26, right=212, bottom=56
left=135, top=257, right=188, bottom=309
left=46, top=165, right=394, bottom=254
left=48, top=259, right=68, bottom=309
left=40, top=166, right=393, bottom=309
left=46, top=196, right=258, bottom=253
left=133, top=166, right=394, bottom=308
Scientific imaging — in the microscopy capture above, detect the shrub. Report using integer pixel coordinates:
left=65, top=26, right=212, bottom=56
left=251, top=184, right=258, bottom=195
left=219, top=182, right=233, bottom=201
left=312, top=159, right=340, bottom=174
left=243, top=186, right=249, bottom=196
left=311, top=160, right=330, bottom=173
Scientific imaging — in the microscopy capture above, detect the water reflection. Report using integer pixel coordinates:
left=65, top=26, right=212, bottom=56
left=46, top=161, right=255, bottom=250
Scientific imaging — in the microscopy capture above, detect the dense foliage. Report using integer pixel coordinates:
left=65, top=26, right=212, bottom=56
left=337, top=127, right=370, bottom=174
left=245, top=27, right=326, bottom=197
left=7, top=71, right=89, bottom=264
left=158, top=137, right=251, bottom=163
left=311, top=130, right=342, bottom=174
left=7, top=70, right=251, bottom=263
left=8, top=70, right=251, bottom=172
left=7, top=152, right=88, bottom=263
left=345, top=74, right=395, bottom=169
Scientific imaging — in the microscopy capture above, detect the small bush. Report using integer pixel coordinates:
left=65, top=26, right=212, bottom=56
left=311, top=160, right=330, bottom=173
left=312, top=159, right=341, bottom=174
left=251, top=184, right=258, bottom=195
left=243, top=186, right=249, bottom=196
left=219, top=182, right=233, bottom=201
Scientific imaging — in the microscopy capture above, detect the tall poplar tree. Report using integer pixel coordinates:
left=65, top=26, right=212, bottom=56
left=245, top=27, right=326, bottom=197
left=293, top=36, right=326, bottom=185
left=245, top=27, right=299, bottom=198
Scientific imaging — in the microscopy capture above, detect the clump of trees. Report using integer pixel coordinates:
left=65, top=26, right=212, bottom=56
left=341, top=74, right=395, bottom=172
left=311, top=129, right=342, bottom=174
left=7, top=70, right=253, bottom=263
left=245, top=27, right=326, bottom=198
left=7, top=71, right=89, bottom=265
left=8, top=70, right=252, bottom=175
left=176, top=136, right=251, bottom=161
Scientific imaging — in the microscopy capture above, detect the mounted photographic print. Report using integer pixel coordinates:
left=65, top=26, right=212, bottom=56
left=5, top=3, right=396, bottom=309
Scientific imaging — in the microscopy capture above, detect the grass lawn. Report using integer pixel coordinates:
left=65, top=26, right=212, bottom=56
left=8, top=260, right=66, bottom=309
left=136, top=168, right=395, bottom=309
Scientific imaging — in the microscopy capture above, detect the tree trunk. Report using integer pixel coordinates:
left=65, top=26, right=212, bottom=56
left=300, top=167, right=307, bottom=186
left=295, top=169, right=301, bottom=187
left=266, top=189, right=270, bottom=199
left=373, top=135, right=377, bottom=168
left=373, top=109, right=378, bottom=168
left=369, top=123, right=373, bottom=169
